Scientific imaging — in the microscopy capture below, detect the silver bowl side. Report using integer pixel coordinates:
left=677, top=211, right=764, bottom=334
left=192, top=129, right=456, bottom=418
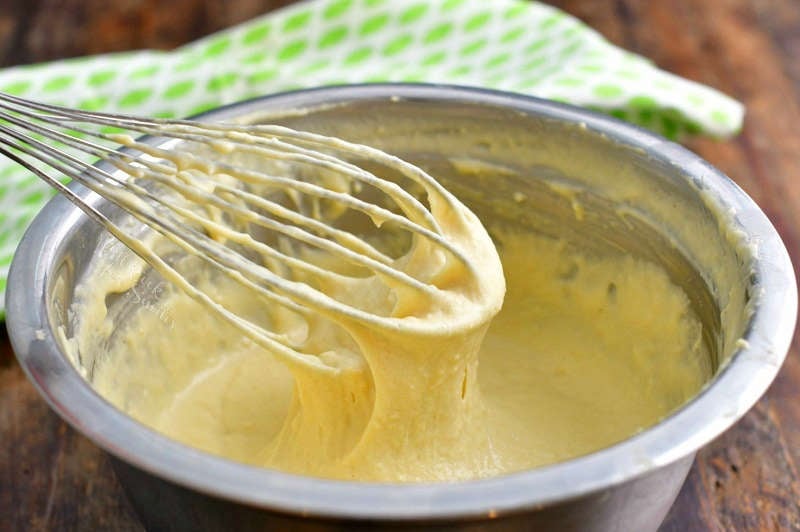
left=6, top=84, right=797, bottom=531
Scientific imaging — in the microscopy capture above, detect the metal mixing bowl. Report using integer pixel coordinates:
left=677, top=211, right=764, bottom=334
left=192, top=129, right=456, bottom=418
left=6, top=85, right=797, bottom=531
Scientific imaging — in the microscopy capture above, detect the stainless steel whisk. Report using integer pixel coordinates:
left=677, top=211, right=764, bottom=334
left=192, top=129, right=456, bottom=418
left=0, top=92, right=488, bottom=373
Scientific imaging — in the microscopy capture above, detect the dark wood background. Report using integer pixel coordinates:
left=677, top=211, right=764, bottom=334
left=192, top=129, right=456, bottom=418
left=1, top=0, right=798, bottom=530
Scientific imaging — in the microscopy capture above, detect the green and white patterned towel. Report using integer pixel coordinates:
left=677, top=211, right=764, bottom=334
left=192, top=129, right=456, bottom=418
left=0, top=0, right=743, bottom=313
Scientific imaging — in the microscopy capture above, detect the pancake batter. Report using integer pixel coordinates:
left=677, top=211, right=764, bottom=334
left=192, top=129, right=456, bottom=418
left=72, top=228, right=708, bottom=482
left=64, top=128, right=709, bottom=482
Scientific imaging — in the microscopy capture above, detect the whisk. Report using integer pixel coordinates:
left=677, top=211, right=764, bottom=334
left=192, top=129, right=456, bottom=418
left=0, top=92, right=502, bottom=374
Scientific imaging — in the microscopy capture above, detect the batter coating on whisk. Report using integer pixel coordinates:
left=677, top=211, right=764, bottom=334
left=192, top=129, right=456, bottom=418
left=66, top=125, right=508, bottom=481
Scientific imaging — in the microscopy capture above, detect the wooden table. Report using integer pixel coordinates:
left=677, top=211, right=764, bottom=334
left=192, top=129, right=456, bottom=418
left=1, top=1, right=798, bottom=530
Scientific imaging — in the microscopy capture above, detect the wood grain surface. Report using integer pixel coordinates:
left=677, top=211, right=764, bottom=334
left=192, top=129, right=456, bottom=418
left=0, top=0, right=798, bottom=530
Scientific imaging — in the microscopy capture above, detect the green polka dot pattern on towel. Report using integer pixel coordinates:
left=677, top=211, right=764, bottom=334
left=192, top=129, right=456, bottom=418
left=0, top=0, right=744, bottom=315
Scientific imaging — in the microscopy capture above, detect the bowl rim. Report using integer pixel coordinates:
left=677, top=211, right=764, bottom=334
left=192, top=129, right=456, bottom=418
left=6, top=83, right=797, bottom=521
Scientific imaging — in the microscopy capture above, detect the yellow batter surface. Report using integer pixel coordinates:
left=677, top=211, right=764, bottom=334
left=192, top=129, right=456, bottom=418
left=79, top=228, right=709, bottom=482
